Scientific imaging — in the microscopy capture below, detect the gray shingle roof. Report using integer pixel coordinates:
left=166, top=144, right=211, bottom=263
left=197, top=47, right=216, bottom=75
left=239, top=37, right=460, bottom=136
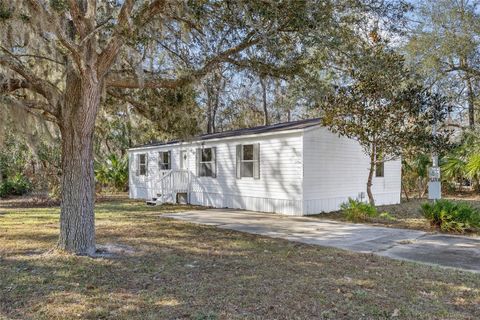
left=131, top=118, right=321, bottom=149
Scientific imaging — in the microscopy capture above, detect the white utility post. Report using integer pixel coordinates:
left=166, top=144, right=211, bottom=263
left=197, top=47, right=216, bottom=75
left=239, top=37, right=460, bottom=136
left=428, top=121, right=441, bottom=200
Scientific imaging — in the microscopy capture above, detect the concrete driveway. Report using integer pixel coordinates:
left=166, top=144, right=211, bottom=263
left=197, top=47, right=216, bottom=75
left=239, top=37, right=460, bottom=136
left=164, top=209, right=480, bottom=273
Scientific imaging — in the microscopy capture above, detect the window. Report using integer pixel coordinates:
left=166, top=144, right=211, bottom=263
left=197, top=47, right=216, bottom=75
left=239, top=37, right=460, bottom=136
left=375, top=153, right=384, bottom=177
left=197, top=147, right=216, bottom=177
left=138, top=154, right=147, bottom=176
left=241, top=144, right=254, bottom=177
left=158, top=151, right=171, bottom=170
left=236, top=144, right=260, bottom=179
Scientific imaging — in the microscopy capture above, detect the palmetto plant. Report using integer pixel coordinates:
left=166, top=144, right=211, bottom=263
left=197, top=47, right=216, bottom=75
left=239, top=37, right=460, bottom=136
left=441, top=130, right=480, bottom=192
left=465, top=154, right=480, bottom=187
left=95, top=154, right=128, bottom=192
left=442, top=156, right=466, bottom=182
left=402, top=153, right=431, bottom=198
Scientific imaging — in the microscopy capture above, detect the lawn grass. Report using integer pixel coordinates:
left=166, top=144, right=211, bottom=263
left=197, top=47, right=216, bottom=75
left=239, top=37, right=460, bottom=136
left=314, top=197, right=480, bottom=235
left=1, top=199, right=479, bottom=319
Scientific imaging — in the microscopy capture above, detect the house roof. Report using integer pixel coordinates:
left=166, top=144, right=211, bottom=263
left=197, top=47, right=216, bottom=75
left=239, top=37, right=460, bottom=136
left=130, top=117, right=321, bottom=150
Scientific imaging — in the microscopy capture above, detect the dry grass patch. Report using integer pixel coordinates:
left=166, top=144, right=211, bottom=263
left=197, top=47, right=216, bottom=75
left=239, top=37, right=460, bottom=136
left=0, top=199, right=479, bottom=319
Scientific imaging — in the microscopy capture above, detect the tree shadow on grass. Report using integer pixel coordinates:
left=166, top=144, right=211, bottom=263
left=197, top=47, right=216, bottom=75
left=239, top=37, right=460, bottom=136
left=2, top=207, right=480, bottom=319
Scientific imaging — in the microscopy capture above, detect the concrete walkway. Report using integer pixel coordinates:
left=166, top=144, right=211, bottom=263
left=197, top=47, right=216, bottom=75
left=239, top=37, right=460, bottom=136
left=164, top=209, right=480, bottom=273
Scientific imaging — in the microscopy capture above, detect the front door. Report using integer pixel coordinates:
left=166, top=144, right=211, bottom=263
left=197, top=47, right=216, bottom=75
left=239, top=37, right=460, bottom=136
left=180, top=150, right=188, bottom=170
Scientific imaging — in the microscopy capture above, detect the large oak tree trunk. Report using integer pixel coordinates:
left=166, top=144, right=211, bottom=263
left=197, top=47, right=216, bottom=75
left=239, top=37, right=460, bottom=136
left=57, top=68, right=102, bottom=255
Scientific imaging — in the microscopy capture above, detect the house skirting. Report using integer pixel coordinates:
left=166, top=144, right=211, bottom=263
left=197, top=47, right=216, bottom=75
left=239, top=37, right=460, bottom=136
left=302, top=192, right=401, bottom=215
left=130, top=188, right=399, bottom=216
left=189, top=191, right=303, bottom=216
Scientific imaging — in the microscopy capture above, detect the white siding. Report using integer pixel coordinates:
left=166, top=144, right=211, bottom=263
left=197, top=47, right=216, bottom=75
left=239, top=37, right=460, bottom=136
left=128, top=125, right=402, bottom=216
left=302, top=127, right=401, bottom=214
left=129, top=147, right=182, bottom=200
left=128, top=132, right=304, bottom=215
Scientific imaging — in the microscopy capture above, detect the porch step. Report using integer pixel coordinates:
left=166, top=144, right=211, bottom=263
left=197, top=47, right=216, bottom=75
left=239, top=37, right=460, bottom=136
left=146, top=197, right=158, bottom=206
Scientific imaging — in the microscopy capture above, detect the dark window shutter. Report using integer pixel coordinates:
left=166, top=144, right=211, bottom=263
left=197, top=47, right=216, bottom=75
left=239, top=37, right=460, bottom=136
left=145, top=154, right=149, bottom=176
left=211, top=147, right=217, bottom=178
left=135, top=154, right=139, bottom=176
left=196, top=148, right=201, bottom=176
left=167, top=151, right=171, bottom=169
left=236, top=144, right=242, bottom=179
left=253, top=143, right=260, bottom=179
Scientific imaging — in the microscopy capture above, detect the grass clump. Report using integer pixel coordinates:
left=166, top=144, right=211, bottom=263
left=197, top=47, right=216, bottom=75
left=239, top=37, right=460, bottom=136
left=421, top=199, right=480, bottom=233
left=340, top=198, right=379, bottom=221
left=341, top=198, right=396, bottom=222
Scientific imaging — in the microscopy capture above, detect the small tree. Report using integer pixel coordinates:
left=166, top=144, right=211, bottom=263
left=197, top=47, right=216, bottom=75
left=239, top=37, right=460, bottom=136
left=320, top=41, right=448, bottom=205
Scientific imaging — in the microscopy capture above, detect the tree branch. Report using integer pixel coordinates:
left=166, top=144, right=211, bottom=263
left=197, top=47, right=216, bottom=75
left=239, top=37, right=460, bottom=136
left=25, top=0, right=84, bottom=73
left=0, top=78, right=31, bottom=92
left=107, top=89, right=150, bottom=118
left=106, top=32, right=260, bottom=89
left=0, top=96, right=59, bottom=123
left=79, top=17, right=113, bottom=46
left=0, top=52, right=61, bottom=116
left=97, top=0, right=171, bottom=76
left=96, top=0, right=136, bottom=76
left=67, top=0, right=88, bottom=38
left=14, top=54, right=64, bottom=65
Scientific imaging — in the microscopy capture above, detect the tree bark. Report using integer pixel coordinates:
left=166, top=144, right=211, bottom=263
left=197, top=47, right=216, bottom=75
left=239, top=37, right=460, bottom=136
left=466, top=76, right=475, bottom=128
left=206, top=103, right=214, bottom=134
left=260, top=77, right=269, bottom=126
left=366, top=145, right=375, bottom=206
left=206, top=84, right=214, bottom=134
left=57, top=68, right=101, bottom=255
left=402, top=182, right=410, bottom=201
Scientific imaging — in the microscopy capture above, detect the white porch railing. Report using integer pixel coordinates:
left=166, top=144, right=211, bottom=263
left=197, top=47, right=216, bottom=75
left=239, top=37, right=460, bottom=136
left=157, top=170, right=190, bottom=203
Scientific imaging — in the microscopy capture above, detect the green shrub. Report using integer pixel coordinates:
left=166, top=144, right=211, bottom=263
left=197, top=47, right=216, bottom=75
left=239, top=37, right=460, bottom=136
left=340, top=198, right=379, bottom=221
left=421, top=200, right=480, bottom=233
left=0, top=174, right=32, bottom=198
left=94, top=154, right=128, bottom=192
left=379, top=211, right=396, bottom=221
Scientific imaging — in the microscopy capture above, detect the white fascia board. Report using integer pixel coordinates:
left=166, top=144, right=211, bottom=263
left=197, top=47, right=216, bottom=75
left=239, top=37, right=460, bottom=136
left=127, top=126, right=316, bottom=152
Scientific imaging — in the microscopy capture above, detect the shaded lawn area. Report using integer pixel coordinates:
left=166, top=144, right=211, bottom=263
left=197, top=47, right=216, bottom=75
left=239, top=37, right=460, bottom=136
left=314, top=198, right=480, bottom=235
left=0, top=200, right=479, bottom=320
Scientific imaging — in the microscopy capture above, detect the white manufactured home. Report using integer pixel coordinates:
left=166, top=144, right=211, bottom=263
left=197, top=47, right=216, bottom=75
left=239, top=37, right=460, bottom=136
left=128, top=118, right=401, bottom=215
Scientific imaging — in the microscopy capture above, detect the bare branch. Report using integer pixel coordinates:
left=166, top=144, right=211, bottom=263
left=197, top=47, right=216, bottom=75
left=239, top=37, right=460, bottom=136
left=14, top=54, right=64, bottom=65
